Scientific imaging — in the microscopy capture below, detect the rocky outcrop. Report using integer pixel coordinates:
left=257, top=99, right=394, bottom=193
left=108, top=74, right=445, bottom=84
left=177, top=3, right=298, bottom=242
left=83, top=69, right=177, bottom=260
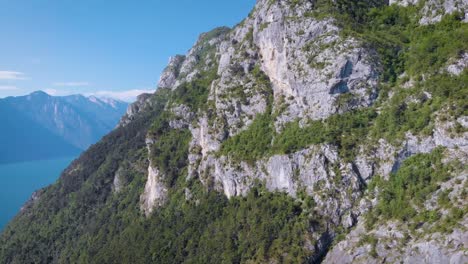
left=136, top=0, right=467, bottom=260
left=158, top=55, right=186, bottom=89
left=323, top=219, right=468, bottom=264
left=252, top=3, right=379, bottom=123
left=389, top=0, right=419, bottom=6
left=20, top=190, right=43, bottom=213
left=419, top=0, right=468, bottom=25
left=447, top=52, right=468, bottom=76
left=213, top=0, right=380, bottom=129
left=324, top=168, right=468, bottom=264
left=140, top=164, right=167, bottom=216
left=391, top=0, right=468, bottom=24
left=113, top=167, right=124, bottom=193
left=184, top=0, right=381, bottom=202
left=140, top=138, right=168, bottom=216
left=170, top=26, right=230, bottom=90
left=119, top=93, right=153, bottom=127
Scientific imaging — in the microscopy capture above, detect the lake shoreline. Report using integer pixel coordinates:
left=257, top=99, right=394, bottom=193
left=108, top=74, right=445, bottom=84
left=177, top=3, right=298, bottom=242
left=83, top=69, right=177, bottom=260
left=0, top=156, right=76, bottom=231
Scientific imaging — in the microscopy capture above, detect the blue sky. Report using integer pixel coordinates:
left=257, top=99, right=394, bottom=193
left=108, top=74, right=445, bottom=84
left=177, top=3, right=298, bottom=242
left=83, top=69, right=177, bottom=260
left=0, top=0, right=256, bottom=101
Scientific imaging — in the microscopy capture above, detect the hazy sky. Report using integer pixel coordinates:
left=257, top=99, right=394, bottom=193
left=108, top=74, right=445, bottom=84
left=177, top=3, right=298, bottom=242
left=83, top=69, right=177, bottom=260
left=0, top=0, right=256, bottom=101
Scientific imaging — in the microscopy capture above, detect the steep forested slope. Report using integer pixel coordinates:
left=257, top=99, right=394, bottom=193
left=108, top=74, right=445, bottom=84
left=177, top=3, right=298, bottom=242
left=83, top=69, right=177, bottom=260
left=1, top=0, right=467, bottom=263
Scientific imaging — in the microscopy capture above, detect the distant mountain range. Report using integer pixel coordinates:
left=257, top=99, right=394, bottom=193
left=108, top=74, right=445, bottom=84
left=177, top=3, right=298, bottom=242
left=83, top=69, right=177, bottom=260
left=0, top=91, right=128, bottom=164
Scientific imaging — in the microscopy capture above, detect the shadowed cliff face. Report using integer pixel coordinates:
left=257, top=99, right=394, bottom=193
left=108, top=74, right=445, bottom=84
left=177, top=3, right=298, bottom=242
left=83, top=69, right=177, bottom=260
left=1, top=0, right=467, bottom=263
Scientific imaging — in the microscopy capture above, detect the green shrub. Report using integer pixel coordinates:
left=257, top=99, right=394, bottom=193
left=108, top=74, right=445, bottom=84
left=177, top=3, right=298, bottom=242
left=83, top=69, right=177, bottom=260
left=406, top=13, right=468, bottom=76
left=150, top=128, right=191, bottom=186
left=273, top=109, right=377, bottom=161
left=220, top=113, right=274, bottom=163
left=272, top=120, right=328, bottom=154
left=431, top=206, right=467, bottom=233
left=220, top=108, right=377, bottom=163
left=172, top=68, right=218, bottom=111
left=372, top=148, right=451, bottom=222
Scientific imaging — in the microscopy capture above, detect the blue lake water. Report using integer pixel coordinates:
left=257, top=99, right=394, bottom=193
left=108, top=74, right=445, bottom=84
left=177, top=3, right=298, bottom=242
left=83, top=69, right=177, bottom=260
left=0, top=157, right=75, bottom=231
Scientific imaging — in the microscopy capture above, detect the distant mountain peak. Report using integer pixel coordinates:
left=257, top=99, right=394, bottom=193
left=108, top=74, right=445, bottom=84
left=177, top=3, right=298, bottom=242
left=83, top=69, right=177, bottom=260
left=87, top=95, right=103, bottom=104
left=0, top=92, right=128, bottom=163
left=28, top=90, right=50, bottom=98
left=31, top=90, right=48, bottom=95
left=87, top=95, right=125, bottom=109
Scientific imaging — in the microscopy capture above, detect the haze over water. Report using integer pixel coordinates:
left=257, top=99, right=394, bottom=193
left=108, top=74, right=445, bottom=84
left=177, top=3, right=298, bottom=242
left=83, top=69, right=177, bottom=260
left=0, top=157, right=75, bottom=230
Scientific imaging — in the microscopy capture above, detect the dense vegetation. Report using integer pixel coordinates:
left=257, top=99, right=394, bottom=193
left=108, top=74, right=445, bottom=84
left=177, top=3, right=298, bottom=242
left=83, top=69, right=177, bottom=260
left=0, top=125, right=317, bottom=263
left=171, top=68, right=218, bottom=112
left=219, top=65, right=275, bottom=163
left=0, top=88, right=170, bottom=264
left=77, top=183, right=315, bottom=264
left=220, top=113, right=274, bottom=163
left=148, top=110, right=192, bottom=186
left=372, top=148, right=451, bottom=221
left=273, top=109, right=377, bottom=161
left=365, top=148, right=466, bottom=233
left=0, top=83, right=322, bottom=263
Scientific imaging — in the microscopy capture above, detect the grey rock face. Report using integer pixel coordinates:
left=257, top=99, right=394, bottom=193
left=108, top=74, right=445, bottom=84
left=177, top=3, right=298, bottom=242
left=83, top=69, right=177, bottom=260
left=323, top=147, right=468, bottom=263
left=158, top=55, right=186, bottom=89
left=391, top=0, right=468, bottom=24
left=191, top=144, right=366, bottom=228
left=119, top=93, right=153, bottom=127
left=324, top=209, right=468, bottom=264
left=389, top=0, right=419, bottom=6
left=113, top=167, right=124, bottom=193
left=140, top=137, right=168, bottom=216
left=171, top=27, right=230, bottom=90
left=419, top=0, right=468, bottom=25
left=140, top=164, right=167, bottom=216
left=185, top=0, right=381, bottom=207
left=169, top=104, right=194, bottom=129
left=252, top=10, right=379, bottom=124
left=137, top=0, right=468, bottom=260
left=224, top=0, right=379, bottom=126
left=447, top=52, right=468, bottom=75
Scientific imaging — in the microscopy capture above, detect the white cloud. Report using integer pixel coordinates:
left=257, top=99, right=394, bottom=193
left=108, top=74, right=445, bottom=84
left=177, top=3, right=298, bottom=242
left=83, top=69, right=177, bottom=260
left=87, top=89, right=154, bottom=102
left=43, top=88, right=81, bottom=97
left=0, top=71, right=26, bottom=80
left=53, top=82, right=90, bottom=87
left=43, top=88, right=61, bottom=96
left=0, top=85, right=19, bottom=91
left=40, top=88, right=154, bottom=102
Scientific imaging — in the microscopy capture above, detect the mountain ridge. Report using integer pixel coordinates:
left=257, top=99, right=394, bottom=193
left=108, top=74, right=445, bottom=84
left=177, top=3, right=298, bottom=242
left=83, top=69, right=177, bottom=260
left=0, top=91, right=128, bottom=164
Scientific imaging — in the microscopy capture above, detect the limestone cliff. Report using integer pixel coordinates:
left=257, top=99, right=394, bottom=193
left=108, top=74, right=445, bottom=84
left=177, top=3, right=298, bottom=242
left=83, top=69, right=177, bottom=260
left=137, top=0, right=468, bottom=262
